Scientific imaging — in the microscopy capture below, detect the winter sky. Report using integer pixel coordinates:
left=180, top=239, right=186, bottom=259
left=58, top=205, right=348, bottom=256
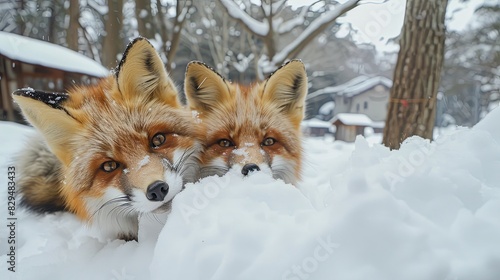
left=288, top=0, right=496, bottom=52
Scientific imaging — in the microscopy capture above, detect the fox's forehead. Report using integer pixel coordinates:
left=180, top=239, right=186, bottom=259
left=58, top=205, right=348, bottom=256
left=64, top=91, right=194, bottom=150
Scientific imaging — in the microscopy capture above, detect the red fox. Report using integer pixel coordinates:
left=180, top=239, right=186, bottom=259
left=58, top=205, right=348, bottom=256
left=184, top=60, right=307, bottom=185
left=13, top=38, right=199, bottom=240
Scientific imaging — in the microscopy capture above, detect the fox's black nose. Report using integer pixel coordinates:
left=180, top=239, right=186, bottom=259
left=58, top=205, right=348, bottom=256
left=146, top=180, right=169, bottom=201
left=241, top=163, right=260, bottom=176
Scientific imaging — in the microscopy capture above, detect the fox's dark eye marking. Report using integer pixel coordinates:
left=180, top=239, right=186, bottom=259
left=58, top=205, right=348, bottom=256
left=218, top=139, right=235, bottom=148
left=152, top=133, right=166, bottom=148
left=101, top=161, right=120, bottom=172
left=262, top=137, right=276, bottom=146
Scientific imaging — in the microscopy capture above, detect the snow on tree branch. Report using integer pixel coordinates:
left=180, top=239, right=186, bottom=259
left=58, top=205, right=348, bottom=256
left=276, top=7, right=308, bottom=34
left=262, top=0, right=287, bottom=16
left=87, top=0, right=108, bottom=16
left=264, top=0, right=361, bottom=71
left=218, top=0, right=269, bottom=36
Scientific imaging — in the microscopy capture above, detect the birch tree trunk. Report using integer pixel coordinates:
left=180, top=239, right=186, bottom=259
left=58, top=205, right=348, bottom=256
left=382, top=0, right=448, bottom=149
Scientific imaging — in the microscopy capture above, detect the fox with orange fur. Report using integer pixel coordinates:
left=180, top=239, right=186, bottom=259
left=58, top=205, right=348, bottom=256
left=13, top=38, right=199, bottom=240
left=184, top=60, right=307, bottom=185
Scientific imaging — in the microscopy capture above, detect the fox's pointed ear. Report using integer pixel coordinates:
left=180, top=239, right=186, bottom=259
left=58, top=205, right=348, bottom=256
left=184, top=61, right=231, bottom=113
left=262, top=60, right=308, bottom=128
left=12, top=89, right=80, bottom=165
left=115, top=37, right=180, bottom=107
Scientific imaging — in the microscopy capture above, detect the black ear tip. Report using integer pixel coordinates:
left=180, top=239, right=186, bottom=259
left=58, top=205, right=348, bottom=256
left=128, top=36, right=151, bottom=47
left=186, top=61, right=212, bottom=72
left=12, top=88, right=69, bottom=108
left=12, top=88, right=35, bottom=97
left=285, top=59, right=305, bottom=70
left=289, top=59, right=303, bottom=63
left=185, top=61, right=226, bottom=83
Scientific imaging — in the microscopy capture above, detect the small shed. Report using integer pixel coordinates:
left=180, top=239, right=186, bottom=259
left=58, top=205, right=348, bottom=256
left=330, top=113, right=373, bottom=142
left=0, top=31, right=109, bottom=122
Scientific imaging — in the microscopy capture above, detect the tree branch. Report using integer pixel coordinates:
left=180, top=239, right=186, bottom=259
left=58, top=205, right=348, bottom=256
left=217, top=0, right=268, bottom=36
left=268, top=0, right=360, bottom=69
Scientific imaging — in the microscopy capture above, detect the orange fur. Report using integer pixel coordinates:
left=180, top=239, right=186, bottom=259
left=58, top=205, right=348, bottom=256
left=185, top=60, right=308, bottom=185
left=14, top=38, right=199, bottom=240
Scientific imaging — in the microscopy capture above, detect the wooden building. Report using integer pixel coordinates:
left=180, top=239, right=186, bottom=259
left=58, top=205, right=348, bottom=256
left=331, top=113, right=374, bottom=142
left=307, top=76, right=392, bottom=122
left=0, top=31, right=109, bottom=122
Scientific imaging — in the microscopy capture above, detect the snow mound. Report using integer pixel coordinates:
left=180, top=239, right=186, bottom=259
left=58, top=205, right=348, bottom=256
left=1, top=107, right=500, bottom=280
left=150, top=114, right=500, bottom=280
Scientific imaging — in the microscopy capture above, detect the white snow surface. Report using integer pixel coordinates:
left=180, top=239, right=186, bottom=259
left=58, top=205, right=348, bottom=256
left=0, top=31, right=109, bottom=77
left=1, top=107, right=500, bottom=279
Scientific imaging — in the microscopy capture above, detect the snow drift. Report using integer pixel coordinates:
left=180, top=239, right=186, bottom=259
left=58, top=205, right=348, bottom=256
left=1, top=108, right=500, bottom=280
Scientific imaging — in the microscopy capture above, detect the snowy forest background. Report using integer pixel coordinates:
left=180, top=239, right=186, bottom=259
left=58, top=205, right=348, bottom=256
left=0, top=0, right=498, bottom=127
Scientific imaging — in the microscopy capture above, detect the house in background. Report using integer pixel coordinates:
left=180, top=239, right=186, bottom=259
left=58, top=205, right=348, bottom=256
left=332, top=76, right=392, bottom=122
left=0, top=31, right=109, bottom=122
left=307, top=75, right=392, bottom=122
left=305, top=76, right=392, bottom=141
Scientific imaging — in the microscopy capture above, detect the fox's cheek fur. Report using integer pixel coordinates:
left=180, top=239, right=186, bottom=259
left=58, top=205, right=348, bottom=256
left=198, top=137, right=299, bottom=183
left=84, top=188, right=138, bottom=241
left=269, top=155, right=299, bottom=185
left=185, top=60, right=307, bottom=185
left=87, top=146, right=195, bottom=212
left=14, top=37, right=199, bottom=241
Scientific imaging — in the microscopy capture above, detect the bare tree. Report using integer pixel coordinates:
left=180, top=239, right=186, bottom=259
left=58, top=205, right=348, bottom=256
left=135, top=0, right=153, bottom=38
left=151, top=0, right=194, bottom=72
left=440, top=4, right=500, bottom=126
left=102, top=0, right=124, bottom=68
left=217, top=0, right=362, bottom=76
left=382, top=0, right=449, bottom=149
left=66, top=0, right=80, bottom=51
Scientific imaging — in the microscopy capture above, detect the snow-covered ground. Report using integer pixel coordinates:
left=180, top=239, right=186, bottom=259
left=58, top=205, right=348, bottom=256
left=1, top=108, right=500, bottom=280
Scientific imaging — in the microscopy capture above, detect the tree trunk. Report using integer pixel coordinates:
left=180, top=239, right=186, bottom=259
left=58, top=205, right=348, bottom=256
left=382, top=0, right=448, bottom=149
left=102, top=0, right=124, bottom=69
left=135, top=0, right=152, bottom=38
left=166, top=0, right=191, bottom=73
left=47, top=4, right=57, bottom=43
left=17, top=0, right=26, bottom=35
left=264, top=1, right=276, bottom=61
left=66, top=0, right=80, bottom=51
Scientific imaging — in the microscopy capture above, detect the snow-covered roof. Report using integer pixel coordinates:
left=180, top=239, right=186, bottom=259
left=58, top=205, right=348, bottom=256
left=318, top=101, right=335, bottom=115
left=0, top=31, right=109, bottom=77
left=307, top=76, right=392, bottom=100
left=301, top=118, right=333, bottom=129
left=371, top=121, right=385, bottom=129
left=330, top=113, right=373, bottom=126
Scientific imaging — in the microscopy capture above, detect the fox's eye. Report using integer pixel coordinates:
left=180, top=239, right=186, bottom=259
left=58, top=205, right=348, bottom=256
left=262, top=137, right=276, bottom=146
left=218, top=139, right=234, bottom=148
left=101, top=161, right=119, bottom=172
left=151, top=133, right=166, bottom=148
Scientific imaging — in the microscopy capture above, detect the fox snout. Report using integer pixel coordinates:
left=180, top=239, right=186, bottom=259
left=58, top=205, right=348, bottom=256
left=241, top=163, right=261, bottom=175
left=146, top=180, right=169, bottom=201
left=231, top=145, right=267, bottom=177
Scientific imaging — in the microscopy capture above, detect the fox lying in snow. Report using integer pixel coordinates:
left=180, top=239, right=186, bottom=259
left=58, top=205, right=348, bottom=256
left=13, top=37, right=199, bottom=240
left=184, top=60, right=308, bottom=185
